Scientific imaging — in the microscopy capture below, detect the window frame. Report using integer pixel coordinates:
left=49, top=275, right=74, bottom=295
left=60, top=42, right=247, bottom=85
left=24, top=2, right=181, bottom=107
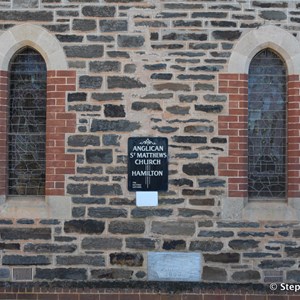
left=219, top=25, right=300, bottom=221
left=0, top=24, right=75, bottom=219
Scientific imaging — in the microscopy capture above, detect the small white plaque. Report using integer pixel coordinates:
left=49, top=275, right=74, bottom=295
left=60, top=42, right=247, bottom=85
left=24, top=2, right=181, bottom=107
left=148, top=252, right=201, bottom=282
left=136, top=191, right=158, bottom=207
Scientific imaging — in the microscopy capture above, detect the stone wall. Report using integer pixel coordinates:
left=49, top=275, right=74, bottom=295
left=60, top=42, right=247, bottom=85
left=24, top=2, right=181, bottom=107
left=0, top=0, right=299, bottom=287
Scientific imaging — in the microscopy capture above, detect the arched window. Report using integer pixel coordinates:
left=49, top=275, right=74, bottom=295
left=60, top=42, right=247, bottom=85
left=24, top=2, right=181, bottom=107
left=8, top=47, right=47, bottom=196
left=248, top=49, right=287, bottom=199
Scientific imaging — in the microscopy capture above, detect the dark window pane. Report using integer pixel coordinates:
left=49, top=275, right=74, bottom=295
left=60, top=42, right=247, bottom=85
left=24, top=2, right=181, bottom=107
left=248, top=49, right=286, bottom=199
left=8, top=47, right=47, bottom=196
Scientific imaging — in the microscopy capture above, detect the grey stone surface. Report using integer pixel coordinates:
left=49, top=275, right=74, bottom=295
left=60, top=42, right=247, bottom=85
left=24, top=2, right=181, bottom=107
left=109, top=221, right=145, bottom=234
left=88, top=207, right=127, bottom=218
left=90, top=184, right=123, bottom=196
left=68, top=135, right=100, bottom=147
left=86, top=149, right=113, bottom=164
left=100, top=20, right=128, bottom=32
left=91, top=120, right=140, bottom=132
left=118, top=35, right=145, bottom=47
left=202, top=266, right=227, bottom=281
left=82, top=6, right=116, bottom=17
left=24, top=243, right=77, bottom=253
left=64, top=220, right=105, bottom=234
left=0, top=228, right=51, bottom=240
left=56, top=255, right=105, bottom=266
left=64, top=45, right=103, bottom=58
left=189, top=241, right=223, bottom=252
left=151, top=221, right=195, bottom=236
left=110, top=252, right=144, bottom=266
left=3, top=255, right=51, bottom=265
left=35, top=268, right=87, bottom=280
left=82, top=237, right=122, bottom=250
left=126, top=238, right=156, bottom=250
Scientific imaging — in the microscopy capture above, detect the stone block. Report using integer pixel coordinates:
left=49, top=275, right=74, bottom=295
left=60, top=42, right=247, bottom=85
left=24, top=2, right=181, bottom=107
left=259, top=260, right=295, bottom=269
left=178, top=209, right=213, bottom=217
left=107, top=76, right=146, bottom=89
left=198, top=231, right=234, bottom=238
left=151, top=221, right=195, bottom=236
left=91, top=269, right=133, bottom=280
left=2, top=255, right=51, bottom=265
left=13, top=0, right=38, bottom=8
left=90, top=184, right=123, bottom=196
left=82, top=237, right=122, bottom=250
left=64, top=45, right=103, bottom=58
left=198, top=178, right=226, bottom=187
left=64, top=220, right=105, bottom=234
left=109, top=221, right=145, bottom=234
left=132, top=102, right=162, bottom=111
left=72, top=207, right=85, bottom=218
left=260, top=11, right=286, bottom=20
left=173, top=136, right=207, bottom=144
left=183, top=163, right=214, bottom=176
left=154, top=83, right=190, bottom=91
left=110, top=252, right=144, bottom=266
left=90, top=61, right=121, bottom=72
left=0, top=228, right=51, bottom=240
left=166, top=105, right=190, bottom=115
left=24, top=243, right=77, bottom=253
left=0, top=11, right=53, bottom=21
left=103, top=134, right=121, bottom=146
left=92, top=93, right=123, bottom=101
left=82, top=6, right=115, bottom=17
left=35, top=268, right=87, bottom=280
left=126, top=237, right=156, bottom=250
left=118, top=35, right=145, bottom=47
left=68, top=135, right=100, bottom=147
left=100, top=20, right=128, bottom=32
left=104, top=104, right=125, bottom=118
left=91, top=120, right=140, bottom=132
left=212, top=30, right=242, bottom=41
left=232, top=270, right=260, bottom=281
left=0, top=243, right=20, bottom=250
left=86, top=149, right=113, bottom=164
left=195, top=104, right=223, bottom=113
left=162, top=240, right=186, bottom=251
left=79, top=76, right=102, bottom=89
left=67, top=184, right=88, bottom=195
left=287, top=270, right=300, bottom=281
left=0, top=268, right=10, bottom=279
left=204, top=253, right=240, bottom=263
left=131, top=208, right=172, bottom=218
left=189, top=241, right=223, bottom=252
left=56, top=255, right=105, bottom=266
left=184, top=125, right=214, bottom=133
left=68, top=93, right=87, bottom=102
left=73, top=19, right=96, bottom=31
left=202, top=266, right=227, bottom=281
left=89, top=207, right=127, bottom=219
left=228, top=239, right=260, bottom=250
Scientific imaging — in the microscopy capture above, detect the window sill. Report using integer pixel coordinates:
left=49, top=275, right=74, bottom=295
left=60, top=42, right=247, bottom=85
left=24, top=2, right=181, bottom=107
left=222, top=197, right=300, bottom=221
left=0, top=195, right=71, bottom=219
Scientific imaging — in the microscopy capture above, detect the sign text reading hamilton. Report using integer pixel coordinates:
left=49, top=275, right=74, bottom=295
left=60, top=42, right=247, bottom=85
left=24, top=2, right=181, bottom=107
left=128, top=137, right=168, bottom=191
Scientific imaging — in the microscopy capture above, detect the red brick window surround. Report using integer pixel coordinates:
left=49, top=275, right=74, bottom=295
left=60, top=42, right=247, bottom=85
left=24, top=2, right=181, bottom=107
left=218, top=72, right=300, bottom=199
left=0, top=58, right=76, bottom=197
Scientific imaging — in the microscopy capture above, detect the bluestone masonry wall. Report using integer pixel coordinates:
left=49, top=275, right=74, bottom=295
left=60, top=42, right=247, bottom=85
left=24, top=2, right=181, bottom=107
left=0, top=0, right=299, bottom=293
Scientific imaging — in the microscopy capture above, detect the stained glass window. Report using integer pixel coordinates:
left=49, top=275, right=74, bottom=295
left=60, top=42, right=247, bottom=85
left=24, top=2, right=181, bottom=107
left=248, top=49, right=287, bottom=199
left=8, top=47, right=47, bottom=196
